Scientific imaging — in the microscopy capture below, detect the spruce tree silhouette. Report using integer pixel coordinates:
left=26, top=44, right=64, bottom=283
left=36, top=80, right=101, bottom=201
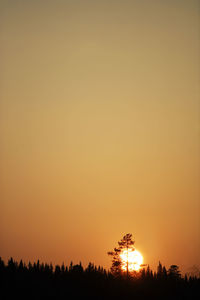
left=168, top=264, right=181, bottom=280
left=0, top=256, right=199, bottom=299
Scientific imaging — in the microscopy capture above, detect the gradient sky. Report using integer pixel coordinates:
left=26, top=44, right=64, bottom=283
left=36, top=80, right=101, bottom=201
left=0, top=0, right=200, bottom=274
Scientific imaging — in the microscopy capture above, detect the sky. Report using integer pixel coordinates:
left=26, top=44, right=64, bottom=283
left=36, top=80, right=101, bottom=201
left=0, top=0, right=200, bottom=274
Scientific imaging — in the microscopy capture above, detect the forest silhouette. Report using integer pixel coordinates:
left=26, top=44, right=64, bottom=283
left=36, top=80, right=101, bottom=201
left=0, top=256, right=199, bottom=299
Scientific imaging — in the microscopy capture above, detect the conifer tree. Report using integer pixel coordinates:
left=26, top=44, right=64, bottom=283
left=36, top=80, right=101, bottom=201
left=108, top=233, right=135, bottom=278
left=157, top=261, right=163, bottom=279
left=168, top=265, right=181, bottom=280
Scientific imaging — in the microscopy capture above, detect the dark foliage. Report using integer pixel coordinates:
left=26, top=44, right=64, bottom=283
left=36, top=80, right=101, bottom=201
left=0, top=257, right=199, bottom=299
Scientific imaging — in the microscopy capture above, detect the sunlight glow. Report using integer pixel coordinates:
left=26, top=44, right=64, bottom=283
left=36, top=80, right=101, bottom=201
left=120, top=249, right=143, bottom=272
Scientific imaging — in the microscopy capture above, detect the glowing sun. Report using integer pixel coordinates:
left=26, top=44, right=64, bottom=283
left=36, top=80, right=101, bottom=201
left=120, top=248, right=143, bottom=272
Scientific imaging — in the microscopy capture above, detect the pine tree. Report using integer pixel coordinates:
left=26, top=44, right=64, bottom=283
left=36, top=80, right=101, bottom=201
left=108, top=233, right=135, bottom=278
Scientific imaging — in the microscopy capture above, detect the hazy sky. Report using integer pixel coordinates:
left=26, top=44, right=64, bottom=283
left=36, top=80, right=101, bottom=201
left=0, top=0, right=200, bottom=273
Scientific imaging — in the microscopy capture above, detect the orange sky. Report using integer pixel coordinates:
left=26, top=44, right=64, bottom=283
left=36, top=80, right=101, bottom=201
left=0, top=0, right=200, bottom=274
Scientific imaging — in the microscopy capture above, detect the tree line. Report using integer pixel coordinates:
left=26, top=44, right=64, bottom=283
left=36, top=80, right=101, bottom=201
left=0, top=256, right=199, bottom=299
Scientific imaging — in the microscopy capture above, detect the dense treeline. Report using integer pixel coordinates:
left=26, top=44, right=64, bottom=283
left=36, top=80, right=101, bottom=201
left=0, top=257, right=199, bottom=299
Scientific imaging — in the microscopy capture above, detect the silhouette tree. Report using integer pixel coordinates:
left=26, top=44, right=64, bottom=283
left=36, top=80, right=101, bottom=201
left=108, top=233, right=135, bottom=278
left=162, top=266, right=167, bottom=279
left=168, top=265, right=181, bottom=280
left=157, top=261, right=163, bottom=279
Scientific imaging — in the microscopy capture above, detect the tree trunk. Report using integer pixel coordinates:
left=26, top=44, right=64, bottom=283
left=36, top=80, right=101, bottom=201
left=126, top=245, right=129, bottom=279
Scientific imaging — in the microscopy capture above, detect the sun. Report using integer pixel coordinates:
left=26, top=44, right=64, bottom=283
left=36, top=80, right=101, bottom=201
left=120, top=248, right=143, bottom=272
